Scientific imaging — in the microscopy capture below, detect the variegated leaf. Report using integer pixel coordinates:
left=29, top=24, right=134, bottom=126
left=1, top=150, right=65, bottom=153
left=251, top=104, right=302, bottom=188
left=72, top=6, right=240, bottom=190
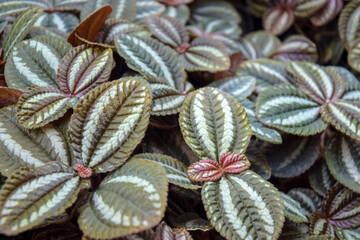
left=98, top=18, right=151, bottom=45
left=272, top=35, right=318, bottom=62
left=245, top=143, right=272, bottom=180
left=310, top=0, right=343, bottom=27
left=16, top=86, right=70, bottom=129
left=2, top=6, right=43, bottom=60
left=68, top=78, right=152, bottom=173
left=115, top=35, right=187, bottom=93
left=187, top=159, right=222, bottom=182
left=0, top=1, right=50, bottom=20
left=163, top=5, right=190, bottom=24
left=256, top=84, right=327, bottom=136
left=0, top=106, right=73, bottom=175
left=35, top=12, right=79, bottom=34
left=293, top=0, right=328, bottom=18
left=320, top=100, right=360, bottom=141
left=57, top=46, right=114, bottom=97
left=179, top=87, right=252, bottom=161
left=287, top=62, right=346, bottom=104
left=0, top=87, right=22, bottom=108
left=241, top=30, right=281, bottom=59
left=310, top=211, right=336, bottom=237
left=53, top=0, right=88, bottom=11
left=339, top=67, right=360, bottom=102
left=5, top=36, right=71, bottom=91
left=209, top=76, right=255, bottom=98
left=347, top=41, right=360, bottom=72
left=0, top=162, right=90, bottom=235
left=287, top=188, right=322, bottom=216
left=29, top=26, right=68, bottom=39
left=336, top=226, right=360, bottom=240
left=263, top=6, right=294, bottom=35
left=135, top=0, right=165, bottom=22
left=147, top=15, right=189, bottom=49
left=172, top=213, right=213, bottom=231
left=158, top=0, right=193, bottom=6
left=154, top=221, right=193, bottom=240
left=196, top=19, right=242, bottom=40
left=323, top=183, right=360, bottom=229
left=281, top=192, right=309, bottom=223
left=326, top=134, right=360, bottom=193
left=78, top=158, right=168, bottom=239
left=246, top=0, right=273, bottom=17
left=202, top=171, right=284, bottom=240
left=180, top=37, right=230, bottom=72
left=132, top=153, right=200, bottom=189
left=309, top=160, right=336, bottom=196
left=279, top=221, right=310, bottom=240
left=264, top=134, right=320, bottom=178
left=339, top=0, right=360, bottom=50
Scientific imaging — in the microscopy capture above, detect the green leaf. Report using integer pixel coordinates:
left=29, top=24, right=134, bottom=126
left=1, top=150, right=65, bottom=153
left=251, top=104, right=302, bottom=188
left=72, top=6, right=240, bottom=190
left=135, top=0, right=165, bottom=22
left=115, top=35, right=187, bottom=93
left=34, top=12, right=79, bottom=34
left=2, top=6, right=43, bottom=61
left=133, top=153, right=201, bottom=189
left=0, top=1, right=50, bottom=20
left=263, top=6, right=294, bottom=35
left=339, top=0, right=360, bottom=50
left=16, top=86, right=70, bottom=129
left=29, top=26, right=68, bottom=39
left=0, top=162, right=90, bottom=235
left=5, top=36, right=71, bottom=91
left=293, top=0, right=327, bottom=18
left=179, top=87, right=252, bottom=162
left=78, top=158, right=168, bottom=239
left=154, top=221, right=193, bottom=240
left=347, top=42, right=360, bottom=72
left=337, top=67, right=360, bottom=102
left=287, top=188, right=322, bottom=216
left=240, top=30, right=280, bottom=59
left=281, top=192, right=309, bottom=224
left=209, top=76, right=255, bottom=98
left=309, top=160, right=336, bottom=196
left=80, top=0, right=136, bottom=21
left=326, top=134, right=360, bottom=193
left=68, top=77, right=152, bottom=173
left=256, top=84, right=327, bottom=136
left=310, top=211, right=336, bottom=237
left=0, top=106, right=72, bottom=177
left=202, top=170, right=284, bottom=240
left=264, top=134, right=320, bottom=178
left=164, top=5, right=190, bottom=24
left=57, top=45, right=114, bottom=97
left=279, top=221, right=310, bottom=240
left=320, top=100, right=360, bottom=141
left=310, top=0, right=343, bottom=27
left=197, top=18, right=242, bottom=40
left=336, top=226, right=360, bottom=240
left=245, top=142, right=272, bottom=180
left=180, top=37, right=230, bottom=72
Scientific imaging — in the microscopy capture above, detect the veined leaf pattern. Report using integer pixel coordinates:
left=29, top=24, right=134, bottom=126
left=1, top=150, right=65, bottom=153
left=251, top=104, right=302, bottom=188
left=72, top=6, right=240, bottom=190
left=154, top=221, right=193, bottom=240
left=281, top=192, right=309, bottom=223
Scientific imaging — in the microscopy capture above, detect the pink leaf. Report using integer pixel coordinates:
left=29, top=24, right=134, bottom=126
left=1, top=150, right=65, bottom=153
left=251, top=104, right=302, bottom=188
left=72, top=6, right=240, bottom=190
left=219, top=152, right=251, bottom=174
left=187, top=159, right=222, bottom=182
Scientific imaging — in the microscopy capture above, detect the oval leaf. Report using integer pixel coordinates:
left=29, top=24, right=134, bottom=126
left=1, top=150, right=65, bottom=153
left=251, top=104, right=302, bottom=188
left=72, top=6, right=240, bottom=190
left=209, top=76, right=255, bottom=98
left=187, top=159, right=222, bottom=182
left=281, top=192, right=309, bottom=224
left=310, top=211, right=336, bottom=237
left=309, top=160, right=336, bottom=196
left=287, top=188, right=322, bottom=216
left=310, top=0, right=343, bottom=27
left=263, top=7, right=294, bottom=35
left=339, top=0, right=360, bottom=49
left=154, top=221, right=193, bottom=240
left=219, top=152, right=251, bottom=174
left=135, top=0, right=166, bottom=22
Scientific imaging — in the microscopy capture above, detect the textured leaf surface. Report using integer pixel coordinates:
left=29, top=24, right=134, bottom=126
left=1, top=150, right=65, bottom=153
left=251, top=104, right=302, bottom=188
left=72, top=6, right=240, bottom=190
left=209, top=76, right=255, bottom=98
left=263, top=6, right=294, bottom=35
left=287, top=188, right=322, bottom=216
left=256, top=84, right=327, bottom=136
left=78, top=158, right=168, bottom=239
left=264, top=134, right=320, bottom=178
left=279, top=221, right=310, bottom=240
left=135, top=0, right=166, bottom=22
left=0, top=106, right=72, bottom=176
left=309, top=160, right=336, bottom=196
left=179, top=87, right=252, bottom=162
left=68, top=78, right=151, bottom=173
left=154, top=221, right=193, bottom=240
left=16, top=87, right=70, bottom=129
left=281, top=192, right=309, bottom=223
left=202, top=171, right=284, bottom=240
left=57, top=45, right=113, bottom=97
left=336, top=226, right=360, bottom=240
left=0, top=162, right=89, bottom=235
left=245, top=143, right=271, bottom=180
left=310, top=211, right=336, bottom=237
left=180, top=37, right=230, bottom=72
left=219, top=152, right=251, bottom=174
left=339, top=0, right=360, bottom=49
left=0, top=1, right=50, bottom=20
left=293, top=0, right=327, bottom=18
left=242, top=31, right=280, bottom=59
left=348, top=43, right=360, bottom=72
left=35, top=12, right=79, bottom=34
left=133, top=153, right=200, bottom=189
left=310, top=0, right=343, bottom=27
left=164, top=5, right=190, bottom=24
left=0, top=87, right=22, bottom=108
left=2, top=6, right=43, bottom=60
left=5, top=36, right=71, bottom=91
left=187, top=159, right=222, bottom=182
left=115, top=35, right=187, bottom=93
left=80, top=0, right=136, bottom=21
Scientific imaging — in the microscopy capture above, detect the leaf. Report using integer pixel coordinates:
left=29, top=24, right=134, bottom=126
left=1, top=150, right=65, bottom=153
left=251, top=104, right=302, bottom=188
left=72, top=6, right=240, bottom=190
left=281, top=192, right=309, bottom=224
left=57, top=46, right=114, bottom=97
left=335, top=226, right=360, bottom=240
left=158, top=0, right=193, bottom=6
left=135, top=0, right=166, bottom=22
left=263, top=6, right=294, bottom=35
left=287, top=62, right=346, bottom=104
left=322, top=183, right=360, bottom=229
left=287, top=188, right=322, bottom=216
left=29, top=26, right=68, bottom=39
left=78, top=158, right=168, bottom=239
left=219, top=152, right=251, bottom=174
left=214, top=52, right=243, bottom=80
left=0, top=162, right=90, bottom=235
left=68, top=5, right=112, bottom=47
left=335, top=67, right=360, bottom=102
left=98, top=18, right=151, bottom=45
left=310, top=0, right=343, bottom=27
left=241, top=30, right=281, bottom=59
left=245, top=143, right=272, bottom=180
left=0, top=87, right=22, bottom=108
left=53, top=0, right=88, bottom=11
left=187, top=159, right=222, bottom=182
left=256, top=84, right=328, bottom=136
left=202, top=170, right=285, bottom=240
left=68, top=77, right=152, bottom=173
left=272, top=35, right=318, bottom=62
left=16, top=86, right=70, bottom=129
left=0, top=1, right=50, bottom=20
left=154, top=221, right=193, bottom=240
left=326, top=134, right=360, bottom=193
left=147, top=15, right=189, bottom=49
left=115, top=35, right=187, bottom=93
left=164, top=5, right=190, bottom=24
left=310, top=211, right=336, bottom=237
left=264, top=134, right=320, bottom=178
left=172, top=213, right=213, bottom=231
left=2, top=6, right=43, bottom=61
left=132, top=153, right=200, bottom=189
left=209, top=76, right=255, bottom=98
left=347, top=42, right=360, bottom=72
left=309, top=160, right=336, bottom=196
left=293, top=0, right=328, bottom=18
left=320, top=100, right=360, bottom=141
left=32, top=222, right=82, bottom=240
left=180, top=37, right=230, bottom=72
left=179, top=87, right=252, bottom=162
left=339, top=0, right=360, bottom=50
left=0, top=106, right=72, bottom=176
left=279, top=221, right=310, bottom=240
left=5, top=36, right=71, bottom=91
left=34, top=12, right=79, bottom=34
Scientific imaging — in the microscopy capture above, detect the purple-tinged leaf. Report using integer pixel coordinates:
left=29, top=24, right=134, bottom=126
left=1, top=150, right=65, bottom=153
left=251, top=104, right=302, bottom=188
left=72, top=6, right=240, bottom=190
left=310, top=0, right=343, bottom=27
left=310, top=211, right=336, bottom=236
left=263, top=6, right=294, bottom=35
left=219, top=152, right=251, bottom=174
left=154, top=221, right=193, bottom=240
left=0, top=87, right=22, bottom=108
left=187, top=159, right=222, bottom=182
left=158, top=0, right=193, bottom=6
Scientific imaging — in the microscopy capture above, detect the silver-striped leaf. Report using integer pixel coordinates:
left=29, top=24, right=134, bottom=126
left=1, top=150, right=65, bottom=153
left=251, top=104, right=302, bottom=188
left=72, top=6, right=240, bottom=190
left=78, top=158, right=168, bottom=239
left=34, top=12, right=79, bottom=34
left=0, top=106, right=72, bottom=176
left=0, top=162, right=90, bottom=235
left=135, top=0, right=165, bottom=22
left=202, top=171, right=285, bottom=240
left=341, top=67, right=360, bottom=102
left=287, top=188, right=322, bottom=216
left=310, top=0, right=343, bottom=27
left=310, top=211, right=336, bottom=237
left=164, top=5, right=190, bottom=24
left=309, top=160, right=336, bottom=196
left=0, top=1, right=50, bottom=20
left=180, top=37, right=230, bottom=72
left=263, top=6, right=294, bottom=35
left=279, top=221, right=310, bottom=240
left=115, top=35, right=187, bottom=93
left=240, top=31, right=281, bottom=59
left=5, top=36, right=71, bottom=91
left=198, top=19, right=242, bottom=40
left=179, top=87, right=252, bottom=162
left=68, top=78, right=152, bottom=173
left=326, top=134, right=360, bottom=193
left=133, top=153, right=200, bottom=189
left=348, top=42, right=360, bottom=72
left=336, top=226, right=360, bottom=240
left=209, top=76, right=255, bottom=98
left=256, top=84, right=328, bottom=136
left=154, top=221, right=193, bottom=240
left=2, top=6, right=43, bottom=61
left=29, top=26, right=68, bottom=39
left=339, top=0, right=360, bottom=50
left=293, top=0, right=328, bottom=18
left=281, top=192, right=309, bottom=223
left=264, top=134, right=320, bottom=178
left=80, top=0, right=136, bottom=21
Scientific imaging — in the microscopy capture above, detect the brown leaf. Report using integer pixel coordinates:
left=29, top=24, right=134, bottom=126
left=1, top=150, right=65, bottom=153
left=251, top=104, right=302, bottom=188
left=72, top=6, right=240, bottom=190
left=0, top=87, right=23, bottom=108
left=187, top=159, right=222, bottom=182
left=219, top=152, right=251, bottom=174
